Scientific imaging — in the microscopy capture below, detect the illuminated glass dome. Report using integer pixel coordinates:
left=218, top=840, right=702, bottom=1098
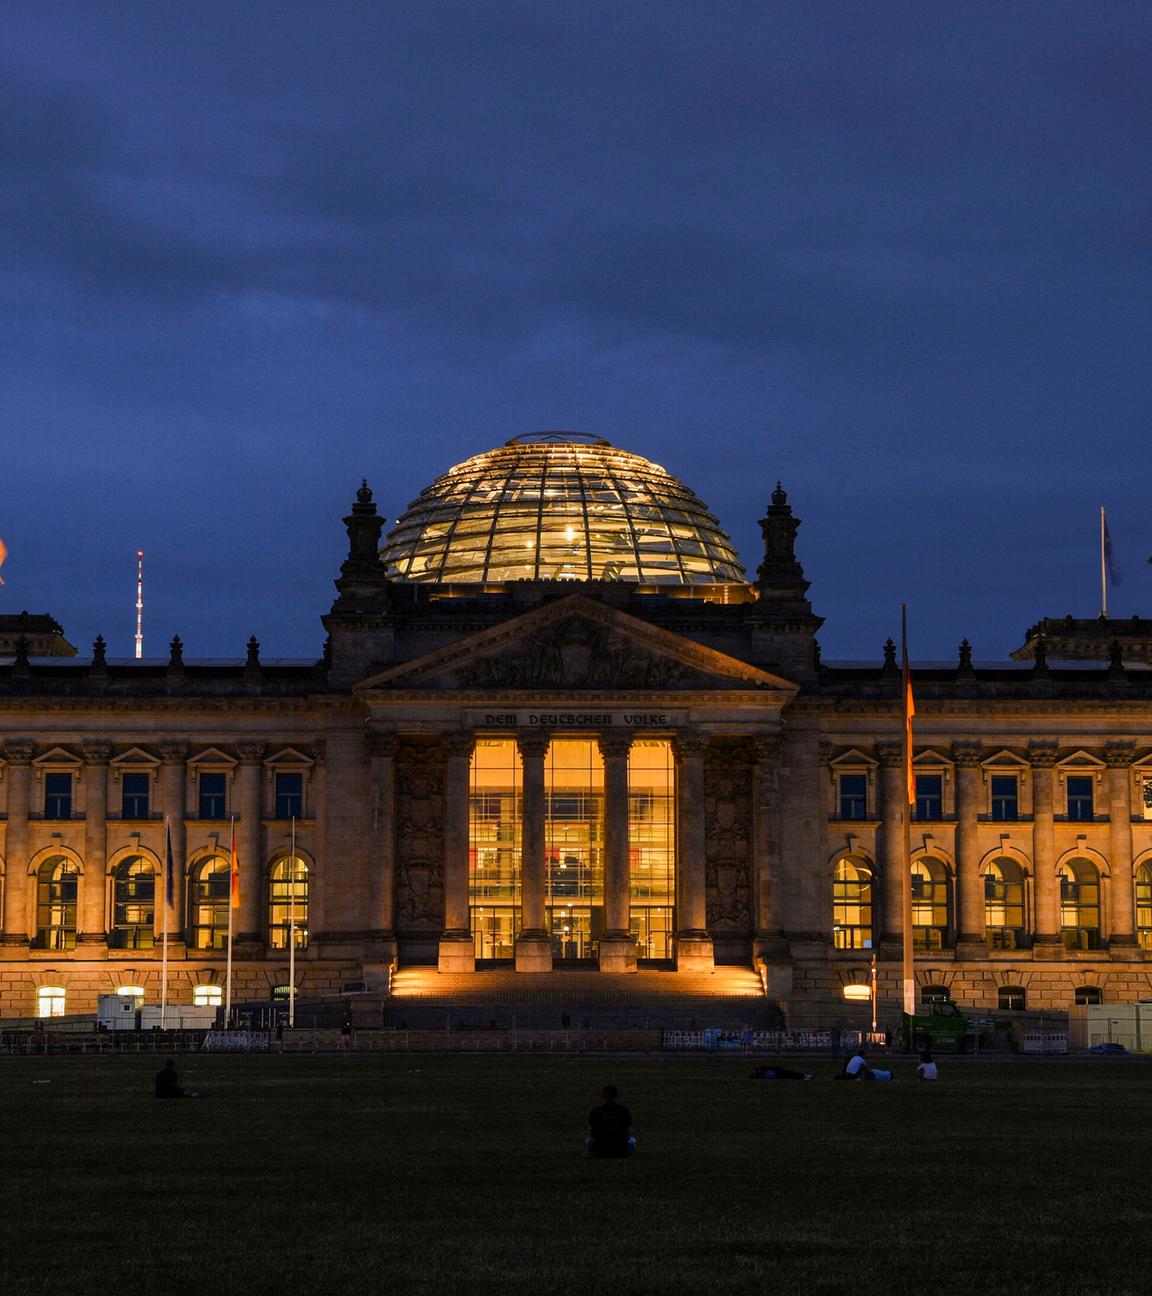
left=380, top=433, right=746, bottom=584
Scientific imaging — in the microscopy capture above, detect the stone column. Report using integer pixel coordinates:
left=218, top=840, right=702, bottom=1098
left=751, top=734, right=785, bottom=956
left=1, top=741, right=34, bottom=952
left=953, top=742, right=986, bottom=957
left=366, top=732, right=399, bottom=966
left=877, top=744, right=907, bottom=948
left=1030, top=741, right=1061, bottom=957
left=236, top=742, right=265, bottom=949
left=515, top=732, right=552, bottom=972
left=77, top=741, right=111, bottom=953
left=438, top=732, right=476, bottom=973
left=156, top=742, right=188, bottom=950
left=598, top=731, right=636, bottom=973
left=673, top=731, right=713, bottom=972
left=1106, top=744, right=1137, bottom=950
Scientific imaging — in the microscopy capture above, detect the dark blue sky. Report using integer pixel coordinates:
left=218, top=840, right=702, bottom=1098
left=3, top=2, right=1150, bottom=662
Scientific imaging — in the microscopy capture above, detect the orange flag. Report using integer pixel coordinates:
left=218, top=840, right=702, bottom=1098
left=0, top=536, right=7, bottom=584
left=902, top=605, right=916, bottom=805
left=229, top=820, right=240, bottom=909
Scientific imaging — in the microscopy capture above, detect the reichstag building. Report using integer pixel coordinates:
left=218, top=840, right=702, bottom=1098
left=2, top=432, right=1151, bottom=1021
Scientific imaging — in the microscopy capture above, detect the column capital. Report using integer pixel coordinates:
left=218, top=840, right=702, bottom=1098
left=516, top=731, right=551, bottom=760
left=952, top=741, right=983, bottom=768
left=81, top=740, right=112, bottom=765
left=1105, top=743, right=1135, bottom=769
left=159, top=740, right=190, bottom=765
left=1028, top=740, right=1059, bottom=768
left=367, top=731, right=399, bottom=759
left=3, top=740, right=34, bottom=765
left=751, top=734, right=784, bottom=765
left=672, top=731, right=710, bottom=760
left=442, top=732, right=476, bottom=759
left=597, top=731, right=633, bottom=761
left=876, top=743, right=903, bottom=769
left=236, top=741, right=265, bottom=764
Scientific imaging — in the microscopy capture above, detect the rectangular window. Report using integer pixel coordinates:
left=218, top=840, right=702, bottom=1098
left=1067, top=776, right=1094, bottom=822
left=44, top=772, right=73, bottom=819
left=838, top=774, right=868, bottom=820
left=199, top=772, right=227, bottom=820
left=915, top=774, right=943, bottom=821
left=274, top=772, right=304, bottom=820
left=121, top=772, right=150, bottom=819
left=990, top=775, right=1019, bottom=822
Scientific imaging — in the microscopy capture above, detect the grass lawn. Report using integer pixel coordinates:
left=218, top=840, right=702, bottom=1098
left=3, top=1052, right=1150, bottom=1296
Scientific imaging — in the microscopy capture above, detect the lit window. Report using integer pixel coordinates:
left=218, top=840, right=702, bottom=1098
left=1075, top=986, right=1102, bottom=1006
left=630, top=740, right=676, bottom=961
left=274, top=772, right=304, bottom=820
left=115, top=985, right=145, bottom=1000
left=985, top=859, right=1027, bottom=949
left=998, top=986, right=1026, bottom=1011
left=990, top=775, right=1018, bottom=822
left=44, top=772, right=73, bottom=819
left=268, top=856, right=309, bottom=951
left=469, top=739, right=522, bottom=961
left=911, top=858, right=950, bottom=949
left=34, top=856, right=78, bottom=950
left=189, top=858, right=230, bottom=950
left=198, top=772, right=227, bottom=820
left=921, top=985, right=950, bottom=1006
left=915, top=774, right=943, bottom=822
left=832, top=858, right=873, bottom=949
left=1137, top=864, right=1152, bottom=950
left=1066, top=776, right=1094, bottom=822
left=1060, top=858, right=1102, bottom=950
left=121, top=772, right=150, bottom=819
left=838, top=774, right=868, bottom=821
left=37, top=986, right=66, bottom=1018
left=192, top=984, right=222, bottom=1007
left=111, top=856, right=155, bottom=949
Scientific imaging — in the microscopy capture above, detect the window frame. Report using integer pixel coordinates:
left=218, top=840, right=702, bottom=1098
left=110, top=854, right=156, bottom=950
left=832, top=856, right=875, bottom=950
left=120, top=771, right=152, bottom=821
left=33, top=855, right=79, bottom=950
left=997, top=986, right=1026, bottom=1012
left=197, top=771, right=229, bottom=821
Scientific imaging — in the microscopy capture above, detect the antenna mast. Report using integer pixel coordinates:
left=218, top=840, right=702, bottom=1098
left=135, top=550, right=144, bottom=659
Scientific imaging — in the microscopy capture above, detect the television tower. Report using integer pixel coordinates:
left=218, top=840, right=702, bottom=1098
left=135, top=550, right=144, bottom=659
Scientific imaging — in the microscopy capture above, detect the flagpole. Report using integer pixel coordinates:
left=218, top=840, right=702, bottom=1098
left=225, top=815, right=235, bottom=1026
left=900, top=604, right=917, bottom=1019
left=289, top=816, right=296, bottom=1030
left=161, top=816, right=170, bottom=1030
left=1100, top=506, right=1107, bottom=618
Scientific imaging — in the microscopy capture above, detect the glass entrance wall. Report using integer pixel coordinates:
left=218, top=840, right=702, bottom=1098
left=629, top=739, right=676, bottom=960
left=469, top=739, right=522, bottom=960
left=546, top=739, right=604, bottom=959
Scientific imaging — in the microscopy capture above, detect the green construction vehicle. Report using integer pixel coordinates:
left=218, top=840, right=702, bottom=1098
left=901, top=999, right=971, bottom=1052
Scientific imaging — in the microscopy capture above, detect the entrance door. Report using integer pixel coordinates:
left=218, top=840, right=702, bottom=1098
left=631, top=905, right=674, bottom=961
left=550, top=905, right=601, bottom=960
left=546, top=740, right=605, bottom=961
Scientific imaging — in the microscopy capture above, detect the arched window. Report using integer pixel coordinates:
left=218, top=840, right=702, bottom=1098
left=985, top=858, right=1026, bottom=949
left=998, top=985, right=1026, bottom=1011
left=1075, top=986, right=1102, bottom=1006
left=833, top=858, right=874, bottom=949
left=911, top=857, right=950, bottom=950
left=192, top=984, right=222, bottom=1007
left=189, top=857, right=230, bottom=950
left=268, top=856, right=309, bottom=950
left=1136, top=864, right=1152, bottom=950
left=37, top=985, right=66, bottom=1018
left=34, top=856, right=78, bottom=950
left=111, top=856, right=155, bottom=949
left=921, top=984, right=951, bottom=1006
left=1060, top=858, right=1102, bottom=950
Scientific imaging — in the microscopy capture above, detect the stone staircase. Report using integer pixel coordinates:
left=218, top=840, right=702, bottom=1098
left=385, top=966, right=779, bottom=1031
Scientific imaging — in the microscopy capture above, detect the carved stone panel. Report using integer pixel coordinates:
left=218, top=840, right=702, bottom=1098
left=704, top=743, right=753, bottom=933
left=394, top=742, right=446, bottom=934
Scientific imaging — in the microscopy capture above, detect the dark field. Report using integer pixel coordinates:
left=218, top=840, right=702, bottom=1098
left=3, top=1052, right=1149, bottom=1296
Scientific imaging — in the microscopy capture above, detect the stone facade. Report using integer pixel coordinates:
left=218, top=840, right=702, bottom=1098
left=2, top=464, right=1152, bottom=1023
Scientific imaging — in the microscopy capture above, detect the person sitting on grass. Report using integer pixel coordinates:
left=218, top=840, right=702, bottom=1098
left=917, top=1051, right=939, bottom=1081
left=842, top=1048, right=873, bottom=1080
left=586, top=1084, right=637, bottom=1158
left=750, top=1062, right=814, bottom=1080
left=154, top=1059, right=185, bottom=1098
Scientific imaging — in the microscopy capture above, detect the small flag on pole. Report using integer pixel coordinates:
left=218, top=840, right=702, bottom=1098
left=902, top=606, right=916, bottom=806
left=165, top=820, right=175, bottom=908
left=0, top=536, right=7, bottom=584
left=229, top=820, right=240, bottom=909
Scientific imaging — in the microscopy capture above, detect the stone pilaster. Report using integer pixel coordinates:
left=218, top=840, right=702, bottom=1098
left=751, top=734, right=785, bottom=958
left=673, top=732, right=713, bottom=972
left=877, top=744, right=906, bottom=949
left=598, top=731, right=636, bottom=973
left=0, top=741, right=34, bottom=952
left=1030, top=741, right=1061, bottom=957
left=366, top=731, right=399, bottom=966
left=77, top=741, right=111, bottom=953
left=1106, top=744, right=1137, bottom=951
left=236, top=742, right=265, bottom=950
left=515, top=732, right=552, bottom=972
left=953, top=742, right=987, bottom=957
left=438, top=732, right=476, bottom=973
left=155, top=742, right=188, bottom=953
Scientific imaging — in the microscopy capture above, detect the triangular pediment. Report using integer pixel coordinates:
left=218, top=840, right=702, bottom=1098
left=264, top=746, right=315, bottom=768
left=829, top=748, right=877, bottom=768
left=188, top=747, right=238, bottom=768
left=1057, top=749, right=1106, bottom=769
left=357, top=595, right=796, bottom=693
left=110, top=747, right=160, bottom=767
left=913, top=748, right=953, bottom=768
left=981, top=749, right=1029, bottom=769
left=32, top=746, right=82, bottom=767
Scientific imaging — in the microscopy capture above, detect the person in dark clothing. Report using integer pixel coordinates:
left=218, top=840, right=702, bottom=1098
left=154, top=1059, right=185, bottom=1098
left=750, top=1063, right=814, bottom=1080
left=585, top=1084, right=637, bottom=1158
